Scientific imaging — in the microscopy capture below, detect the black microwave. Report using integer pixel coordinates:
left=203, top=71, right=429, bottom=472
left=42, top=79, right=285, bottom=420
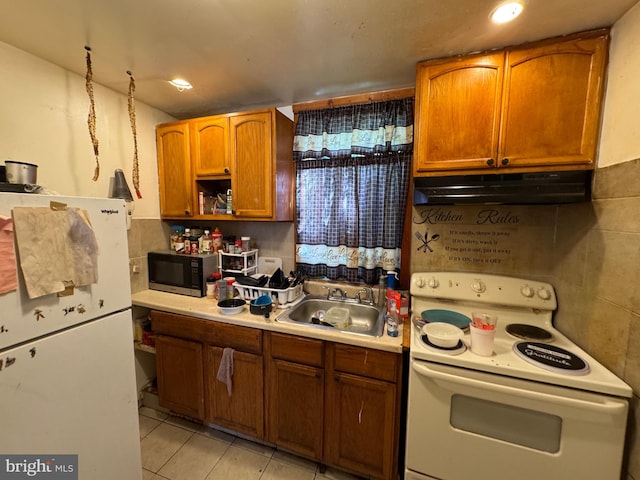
left=148, top=251, right=219, bottom=297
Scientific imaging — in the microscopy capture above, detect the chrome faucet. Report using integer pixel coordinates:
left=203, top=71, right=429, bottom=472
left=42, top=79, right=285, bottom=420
left=355, top=287, right=375, bottom=305
left=328, top=287, right=347, bottom=300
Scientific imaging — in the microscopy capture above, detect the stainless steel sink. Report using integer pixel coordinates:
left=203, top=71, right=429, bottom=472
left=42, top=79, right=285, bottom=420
left=278, top=296, right=385, bottom=337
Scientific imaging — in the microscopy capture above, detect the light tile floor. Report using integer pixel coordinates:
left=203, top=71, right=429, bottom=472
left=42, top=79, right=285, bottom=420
left=139, top=407, right=367, bottom=480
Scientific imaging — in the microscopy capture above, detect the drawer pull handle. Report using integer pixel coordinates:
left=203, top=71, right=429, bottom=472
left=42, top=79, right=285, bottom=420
left=358, top=400, right=365, bottom=424
left=363, top=350, right=368, bottom=365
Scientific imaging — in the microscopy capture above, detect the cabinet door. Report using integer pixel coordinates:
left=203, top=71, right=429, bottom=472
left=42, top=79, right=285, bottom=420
left=229, top=112, right=273, bottom=218
left=414, top=53, right=504, bottom=173
left=204, top=346, right=264, bottom=439
left=325, top=372, right=396, bottom=480
left=499, top=35, right=608, bottom=168
left=156, top=122, right=193, bottom=217
left=267, top=359, right=324, bottom=459
left=192, top=116, right=230, bottom=176
left=155, top=335, right=204, bottom=419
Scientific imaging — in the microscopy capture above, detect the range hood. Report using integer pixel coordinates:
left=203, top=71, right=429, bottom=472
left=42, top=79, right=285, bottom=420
left=413, top=170, right=592, bottom=205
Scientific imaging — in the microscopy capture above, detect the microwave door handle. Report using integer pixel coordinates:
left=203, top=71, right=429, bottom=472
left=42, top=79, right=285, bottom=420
left=412, top=361, right=626, bottom=415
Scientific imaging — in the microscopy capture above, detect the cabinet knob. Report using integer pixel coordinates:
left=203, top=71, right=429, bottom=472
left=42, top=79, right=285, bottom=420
left=184, top=210, right=190, bottom=215
left=224, top=168, right=229, bottom=174
left=501, top=158, right=510, bottom=166
left=486, top=158, right=494, bottom=166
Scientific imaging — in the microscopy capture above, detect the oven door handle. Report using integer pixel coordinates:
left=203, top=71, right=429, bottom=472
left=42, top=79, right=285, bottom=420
left=412, top=361, right=626, bottom=414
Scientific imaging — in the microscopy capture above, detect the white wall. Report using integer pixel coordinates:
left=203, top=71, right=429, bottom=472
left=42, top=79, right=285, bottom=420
left=598, top=0, right=640, bottom=167
left=0, top=41, right=173, bottom=218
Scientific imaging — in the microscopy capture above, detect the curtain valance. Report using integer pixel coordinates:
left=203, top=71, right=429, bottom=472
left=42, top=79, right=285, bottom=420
left=293, top=98, right=413, bottom=161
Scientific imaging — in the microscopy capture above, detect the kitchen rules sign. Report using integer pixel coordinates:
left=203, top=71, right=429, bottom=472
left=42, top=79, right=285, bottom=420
left=412, top=205, right=556, bottom=273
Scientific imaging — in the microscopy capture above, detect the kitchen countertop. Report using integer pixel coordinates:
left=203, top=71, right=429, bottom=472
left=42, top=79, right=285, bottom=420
left=132, top=289, right=404, bottom=354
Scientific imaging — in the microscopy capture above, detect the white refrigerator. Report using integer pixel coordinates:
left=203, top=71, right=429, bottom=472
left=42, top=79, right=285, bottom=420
left=0, top=193, right=142, bottom=479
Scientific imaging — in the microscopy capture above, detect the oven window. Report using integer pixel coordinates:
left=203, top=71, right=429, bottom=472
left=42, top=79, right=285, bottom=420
left=450, top=394, right=562, bottom=453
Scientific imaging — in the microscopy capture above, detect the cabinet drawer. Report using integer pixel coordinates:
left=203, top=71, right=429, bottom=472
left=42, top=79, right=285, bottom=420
left=333, top=344, right=398, bottom=382
left=149, top=310, right=262, bottom=354
left=206, top=321, right=262, bottom=354
left=269, top=332, right=324, bottom=367
left=151, top=311, right=207, bottom=341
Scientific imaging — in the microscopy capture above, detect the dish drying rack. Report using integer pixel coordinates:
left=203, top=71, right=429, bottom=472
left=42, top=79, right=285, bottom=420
left=232, top=282, right=304, bottom=308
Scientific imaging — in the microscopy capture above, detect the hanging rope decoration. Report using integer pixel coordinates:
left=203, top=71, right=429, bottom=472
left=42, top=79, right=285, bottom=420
left=127, top=71, right=142, bottom=199
left=85, top=46, right=100, bottom=181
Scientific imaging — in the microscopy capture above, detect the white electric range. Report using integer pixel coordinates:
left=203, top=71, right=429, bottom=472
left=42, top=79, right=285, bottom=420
left=405, top=272, right=632, bottom=480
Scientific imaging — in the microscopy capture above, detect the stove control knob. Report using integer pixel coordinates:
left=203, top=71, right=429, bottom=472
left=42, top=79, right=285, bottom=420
left=471, top=279, right=486, bottom=293
left=520, top=285, right=534, bottom=298
left=415, top=277, right=426, bottom=288
left=427, top=277, right=439, bottom=289
left=537, top=287, right=552, bottom=300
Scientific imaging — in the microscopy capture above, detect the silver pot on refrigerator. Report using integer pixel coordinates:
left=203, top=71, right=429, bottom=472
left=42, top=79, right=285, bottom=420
left=5, top=160, right=38, bottom=184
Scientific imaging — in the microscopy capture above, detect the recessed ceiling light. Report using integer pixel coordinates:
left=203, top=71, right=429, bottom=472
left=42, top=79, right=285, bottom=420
left=168, top=79, right=193, bottom=92
left=491, top=2, right=524, bottom=24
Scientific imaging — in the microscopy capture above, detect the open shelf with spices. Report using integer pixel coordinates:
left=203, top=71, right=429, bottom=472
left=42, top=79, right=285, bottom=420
left=219, top=249, right=258, bottom=277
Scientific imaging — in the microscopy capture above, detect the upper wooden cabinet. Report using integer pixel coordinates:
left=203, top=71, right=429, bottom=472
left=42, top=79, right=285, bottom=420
left=156, top=107, right=294, bottom=221
left=156, top=121, right=193, bottom=217
left=192, top=115, right=230, bottom=177
left=414, top=30, right=609, bottom=175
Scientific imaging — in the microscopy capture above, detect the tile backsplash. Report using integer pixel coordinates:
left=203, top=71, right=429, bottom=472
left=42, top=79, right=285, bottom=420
left=127, top=219, right=295, bottom=294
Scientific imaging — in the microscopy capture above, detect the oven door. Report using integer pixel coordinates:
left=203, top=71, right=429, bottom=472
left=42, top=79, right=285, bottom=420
left=405, top=359, right=628, bottom=480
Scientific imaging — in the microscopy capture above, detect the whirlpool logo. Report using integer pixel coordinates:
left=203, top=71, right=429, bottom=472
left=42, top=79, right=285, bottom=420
left=0, top=456, right=77, bottom=479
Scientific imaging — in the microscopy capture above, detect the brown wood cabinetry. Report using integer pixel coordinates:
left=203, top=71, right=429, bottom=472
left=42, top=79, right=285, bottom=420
left=155, top=335, right=204, bottom=419
left=156, top=121, right=193, bottom=217
left=192, top=115, right=230, bottom=176
left=156, top=107, right=294, bottom=221
left=150, top=310, right=264, bottom=439
left=325, top=344, right=400, bottom=480
left=265, top=332, right=324, bottom=459
left=151, top=312, right=401, bottom=480
left=414, top=30, right=609, bottom=175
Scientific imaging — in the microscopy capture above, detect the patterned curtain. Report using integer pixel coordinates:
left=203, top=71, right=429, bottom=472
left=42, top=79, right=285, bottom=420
left=294, top=98, right=413, bottom=284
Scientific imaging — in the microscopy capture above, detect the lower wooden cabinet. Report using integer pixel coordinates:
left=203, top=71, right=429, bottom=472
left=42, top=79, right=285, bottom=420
left=205, top=346, right=264, bottom=439
left=155, top=335, right=204, bottom=419
left=267, top=359, right=324, bottom=459
left=325, top=372, right=397, bottom=480
left=266, top=332, right=324, bottom=458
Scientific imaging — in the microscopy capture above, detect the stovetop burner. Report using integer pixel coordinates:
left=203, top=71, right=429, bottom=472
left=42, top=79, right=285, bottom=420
left=506, top=323, right=554, bottom=341
left=420, top=334, right=466, bottom=355
left=514, top=341, right=590, bottom=375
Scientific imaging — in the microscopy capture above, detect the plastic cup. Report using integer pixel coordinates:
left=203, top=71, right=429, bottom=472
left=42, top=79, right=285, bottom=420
left=469, top=323, right=496, bottom=356
left=471, top=312, right=498, bottom=329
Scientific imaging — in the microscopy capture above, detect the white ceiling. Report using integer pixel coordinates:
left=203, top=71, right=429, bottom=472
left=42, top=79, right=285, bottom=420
left=1, top=0, right=637, bottom=119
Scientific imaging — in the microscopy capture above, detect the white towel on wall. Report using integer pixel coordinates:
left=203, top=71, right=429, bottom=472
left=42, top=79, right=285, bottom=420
left=216, top=347, right=234, bottom=396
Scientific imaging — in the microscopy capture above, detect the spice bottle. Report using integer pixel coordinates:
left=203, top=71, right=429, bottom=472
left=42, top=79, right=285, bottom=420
left=226, top=278, right=235, bottom=299
left=212, top=227, right=223, bottom=253
left=241, top=236, right=251, bottom=252
left=206, top=274, right=216, bottom=299
left=183, top=228, right=192, bottom=254
left=170, top=226, right=182, bottom=251
left=175, top=229, right=185, bottom=254
left=202, top=229, right=213, bottom=254
left=226, top=189, right=233, bottom=214
left=190, top=229, right=199, bottom=254
left=212, top=272, right=222, bottom=299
